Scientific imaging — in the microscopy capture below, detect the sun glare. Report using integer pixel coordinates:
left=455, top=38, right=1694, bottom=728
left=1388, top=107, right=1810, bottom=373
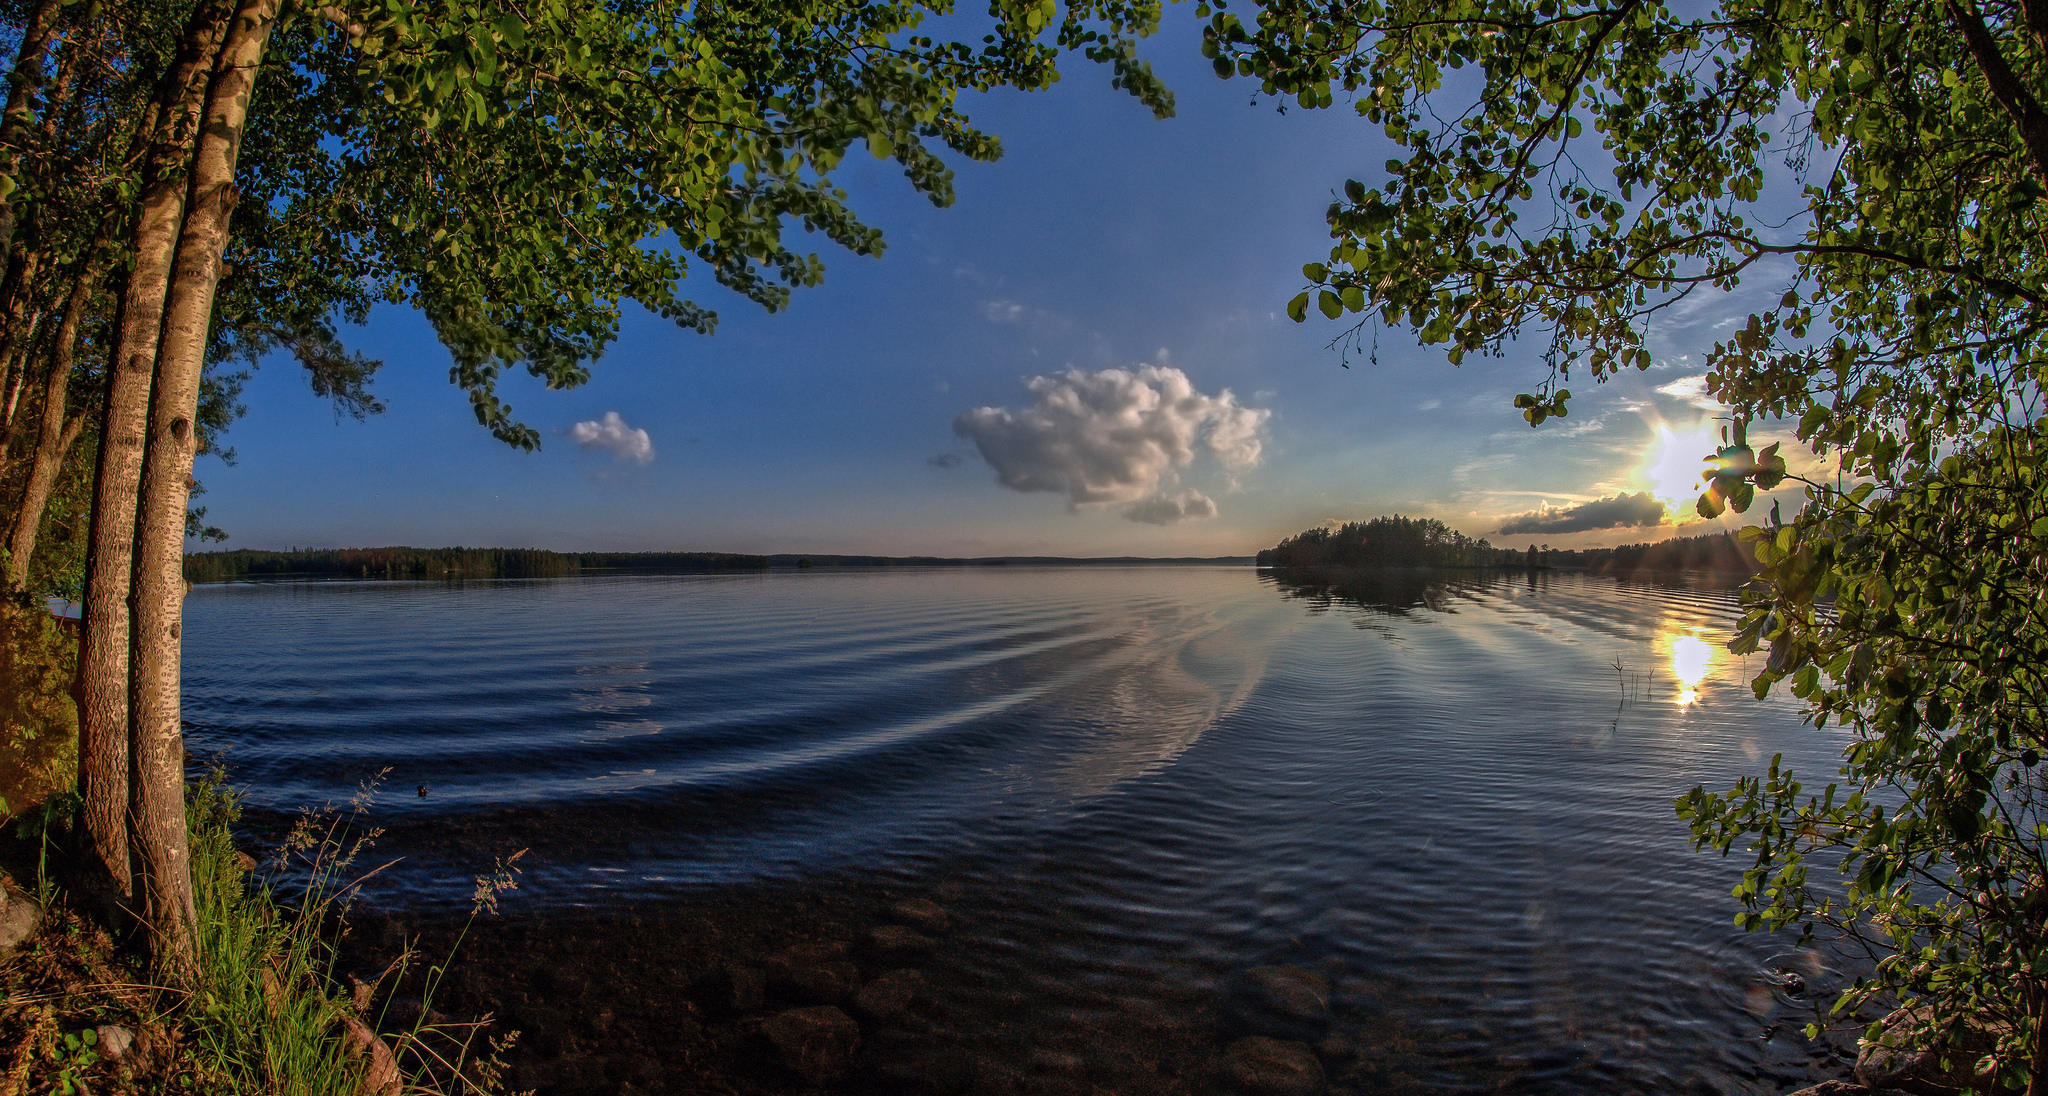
left=1641, top=422, right=1722, bottom=514
left=1668, top=632, right=1715, bottom=708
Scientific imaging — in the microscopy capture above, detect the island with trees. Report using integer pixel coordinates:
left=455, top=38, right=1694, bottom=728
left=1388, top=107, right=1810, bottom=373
left=1258, top=516, right=1761, bottom=579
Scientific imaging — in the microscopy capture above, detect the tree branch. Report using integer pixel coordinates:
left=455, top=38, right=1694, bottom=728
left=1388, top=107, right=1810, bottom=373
left=1946, top=0, right=2048, bottom=187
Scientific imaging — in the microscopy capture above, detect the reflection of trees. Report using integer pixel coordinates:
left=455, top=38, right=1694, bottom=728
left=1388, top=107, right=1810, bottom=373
left=1259, top=566, right=1491, bottom=626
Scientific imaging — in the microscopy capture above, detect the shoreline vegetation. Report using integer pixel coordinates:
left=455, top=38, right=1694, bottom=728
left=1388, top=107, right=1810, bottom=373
left=0, top=601, right=512, bottom=1095
left=0, top=782, right=517, bottom=1096
left=180, top=547, right=1259, bottom=584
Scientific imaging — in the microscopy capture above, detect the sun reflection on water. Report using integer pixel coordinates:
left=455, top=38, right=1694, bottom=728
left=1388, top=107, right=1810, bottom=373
left=1666, top=631, right=1715, bottom=708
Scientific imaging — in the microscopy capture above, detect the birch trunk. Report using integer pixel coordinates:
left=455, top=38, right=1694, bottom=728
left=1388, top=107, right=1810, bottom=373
left=128, top=0, right=281, bottom=969
left=76, top=0, right=232, bottom=898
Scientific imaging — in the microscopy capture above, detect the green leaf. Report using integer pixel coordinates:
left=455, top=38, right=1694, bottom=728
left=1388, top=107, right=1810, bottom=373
left=1318, top=290, right=1343, bottom=319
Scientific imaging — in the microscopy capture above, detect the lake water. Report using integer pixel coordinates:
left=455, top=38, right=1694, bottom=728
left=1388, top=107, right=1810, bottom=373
left=181, top=566, right=1855, bottom=1095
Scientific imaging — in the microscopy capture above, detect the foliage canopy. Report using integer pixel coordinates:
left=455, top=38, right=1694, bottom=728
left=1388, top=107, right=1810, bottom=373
left=229, top=0, right=1173, bottom=446
left=1205, top=0, right=2048, bottom=1084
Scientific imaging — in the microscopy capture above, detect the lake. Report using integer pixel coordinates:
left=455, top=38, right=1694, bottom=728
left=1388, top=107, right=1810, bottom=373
left=181, top=566, right=1855, bottom=1095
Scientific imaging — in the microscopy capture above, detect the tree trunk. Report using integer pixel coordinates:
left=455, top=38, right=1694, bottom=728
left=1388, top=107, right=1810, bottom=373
left=75, top=0, right=233, bottom=900
left=0, top=247, right=48, bottom=442
left=128, top=0, right=280, bottom=971
left=0, top=0, right=64, bottom=266
left=5, top=268, right=97, bottom=591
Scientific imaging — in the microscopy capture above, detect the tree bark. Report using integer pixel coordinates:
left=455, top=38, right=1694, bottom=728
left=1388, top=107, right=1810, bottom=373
left=5, top=266, right=98, bottom=590
left=0, top=0, right=64, bottom=267
left=1948, top=0, right=2048, bottom=188
left=128, top=0, right=280, bottom=970
left=76, top=0, right=233, bottom=899
left=0, top=247, right=49, bottom=442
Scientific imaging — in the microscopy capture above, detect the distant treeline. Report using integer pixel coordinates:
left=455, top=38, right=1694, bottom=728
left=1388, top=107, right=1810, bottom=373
left=183, top=547, right=770, bottom=583
left=1256, top=516, right=1515, bottom=570
left=1257, top=517, right=1761, bottom=577
left=1554, top=532, right=1761, bottom=577
left=765, top=554, right=1256, bottom=568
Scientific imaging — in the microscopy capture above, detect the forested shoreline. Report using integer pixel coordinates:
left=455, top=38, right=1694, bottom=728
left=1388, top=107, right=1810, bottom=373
left=181, top=547, right=1267, bottom=582
left=182, top=547, right=772, bottom=583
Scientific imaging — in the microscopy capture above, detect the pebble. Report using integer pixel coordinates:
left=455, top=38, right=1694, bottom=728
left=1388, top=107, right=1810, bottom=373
left=94, top=1024, right=135, bottom=1062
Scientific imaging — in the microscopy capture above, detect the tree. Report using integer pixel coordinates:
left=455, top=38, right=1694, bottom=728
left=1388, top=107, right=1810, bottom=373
left=3, top=0, right=1173, bottom=970
left=1201, top=0, right=2048, bottom=1087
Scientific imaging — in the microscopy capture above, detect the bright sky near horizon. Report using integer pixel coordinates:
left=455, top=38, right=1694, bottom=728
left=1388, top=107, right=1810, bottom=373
left=196, top=19, right=1798, bottom=558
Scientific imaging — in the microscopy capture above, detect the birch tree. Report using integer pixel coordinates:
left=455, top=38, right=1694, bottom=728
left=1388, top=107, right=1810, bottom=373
left=3, top=0, right=1171, bottom=969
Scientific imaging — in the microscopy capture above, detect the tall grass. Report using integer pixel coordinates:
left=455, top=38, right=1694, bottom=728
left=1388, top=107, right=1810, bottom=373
left=179, top=771, right=520, bottom=1095
left=183, top=773, right=369, bottom=1095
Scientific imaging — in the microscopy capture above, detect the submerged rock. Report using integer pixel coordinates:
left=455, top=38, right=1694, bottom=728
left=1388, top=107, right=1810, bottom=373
left=771, top=959, right=861, bottom=1006
left=891, top=897, right=953, bottom=935
left=868, top=924, right=937, bottom=957
left=710, top=963, right=766, bottom=1013
left=1223, top=1036, right=1325, bottom=1096
left=866, top=1042, right=977, bottom=1095
left=1230, top=965, right=1332, bottom=1040
left=762, top=1005, right=861, bottom=1085
left=853, top=968, right=926, bottom=1022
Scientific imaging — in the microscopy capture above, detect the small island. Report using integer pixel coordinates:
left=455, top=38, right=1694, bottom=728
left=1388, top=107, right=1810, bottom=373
left=1257, top=514, right=1760, bottom=579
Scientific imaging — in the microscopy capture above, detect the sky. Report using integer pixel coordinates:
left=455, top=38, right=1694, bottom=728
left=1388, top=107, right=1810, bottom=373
left=193, top=17, right=1808, bottom=559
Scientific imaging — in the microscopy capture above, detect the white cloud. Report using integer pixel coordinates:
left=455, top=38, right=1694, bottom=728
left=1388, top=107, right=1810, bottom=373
left=983, top=299, right=1028, bottom=324
left=1654, top=374, right=1723, bottom=411
left=569, top=411, right=655, bottom=465
left=1123, top=490, right=1218, bottom=525
left=953, top=365, right=1271, bottom=519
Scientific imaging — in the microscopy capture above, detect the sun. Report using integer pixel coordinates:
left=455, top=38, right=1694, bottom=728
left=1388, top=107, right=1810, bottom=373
left=1641, top=421, right=1722, bottom=514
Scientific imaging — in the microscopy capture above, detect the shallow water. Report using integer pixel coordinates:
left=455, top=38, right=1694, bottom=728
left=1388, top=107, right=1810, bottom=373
left=183, top=566, right=1854, bottom=1094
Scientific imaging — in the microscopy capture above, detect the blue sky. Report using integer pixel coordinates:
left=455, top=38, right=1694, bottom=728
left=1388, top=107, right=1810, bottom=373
left=195, top=18, right=1795, bottom=558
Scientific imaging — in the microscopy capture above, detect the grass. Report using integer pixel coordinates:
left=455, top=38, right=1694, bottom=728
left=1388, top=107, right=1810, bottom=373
left=0, top=773, right=521, bottom=1095
left=182, top=773, right=373, bottom=1095
left=1, top=593, right=518, bottom=1094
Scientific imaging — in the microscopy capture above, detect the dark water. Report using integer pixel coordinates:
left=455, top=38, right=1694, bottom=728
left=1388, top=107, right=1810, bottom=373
left=182, top=567, right=1853, bottom=1094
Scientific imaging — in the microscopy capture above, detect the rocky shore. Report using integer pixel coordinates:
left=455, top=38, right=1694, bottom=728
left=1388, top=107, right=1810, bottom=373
left=2, top=828, right=1880, bottom=1096
left=345, top=890, right=1386, bottom=1096
left=334, top=869, right=1855, bottom=1096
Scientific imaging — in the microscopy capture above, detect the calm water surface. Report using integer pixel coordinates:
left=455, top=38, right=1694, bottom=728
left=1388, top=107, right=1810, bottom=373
left=182, top=567, right=1853, bottom=1094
